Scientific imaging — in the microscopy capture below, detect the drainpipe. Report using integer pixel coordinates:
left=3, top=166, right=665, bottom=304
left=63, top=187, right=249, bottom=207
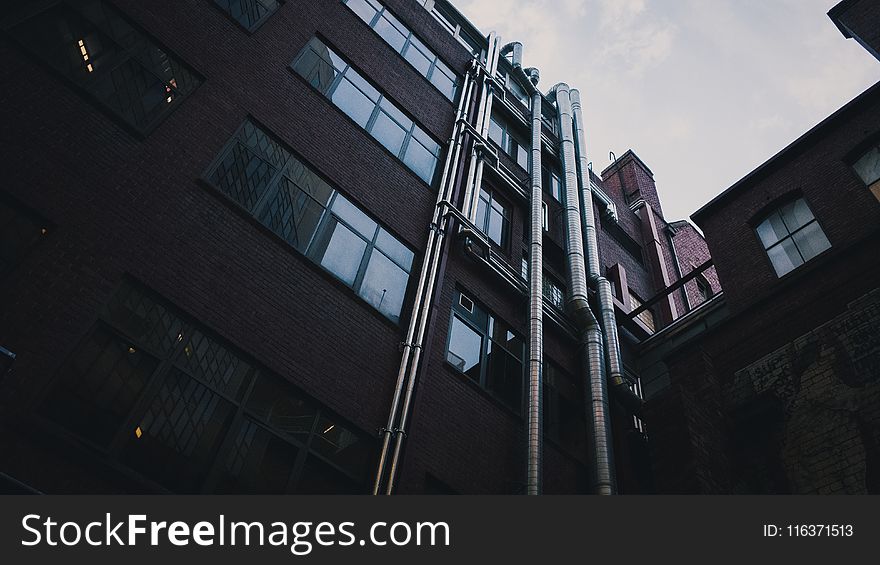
left=523, top=66, right=543, bottom=496
left=570, top=89, right=643, bottom=416
left=552, top=83, right=616, bottom=495
left=372, top=62, right=478, bottom=495
left=461, top=33, right=501, bottom=222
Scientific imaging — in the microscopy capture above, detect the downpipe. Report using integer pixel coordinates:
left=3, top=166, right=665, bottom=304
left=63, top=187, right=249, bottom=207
left=372, top=62, right=478, bottom=495
left=570, top=89, right=643, bottom=417
left=552, top=82, right=617, bottom=495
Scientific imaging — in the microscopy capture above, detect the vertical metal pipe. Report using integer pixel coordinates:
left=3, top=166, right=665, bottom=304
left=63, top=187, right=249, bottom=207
left=383, top=36, right=503, bottom=495
left=372, top=64, right=477, bottom=495
left=553, top=83, right=616, bottom=495
left=526, top=69, right=543, bottom=496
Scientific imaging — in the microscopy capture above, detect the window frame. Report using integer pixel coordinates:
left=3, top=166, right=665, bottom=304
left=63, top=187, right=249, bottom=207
left=210, top=0, right=283, bottom=33
left=752, top=196, right=832, bottom=279
left=444, top=290, right=525, bottom=414
left=36, top=280, right=374, bottom=494
left=476, top=186, right=511, bottom=249
left=201, top=118, right=415, bottom=324
left=291, top=36, right=442, bottom=186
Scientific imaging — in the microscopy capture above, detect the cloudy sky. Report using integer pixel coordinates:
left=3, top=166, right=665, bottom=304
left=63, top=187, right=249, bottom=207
left=456, top=0, right=880, bottom=221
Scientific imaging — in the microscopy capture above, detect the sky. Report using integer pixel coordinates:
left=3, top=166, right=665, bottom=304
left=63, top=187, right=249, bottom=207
left=455, top=0, right=880, bottom=221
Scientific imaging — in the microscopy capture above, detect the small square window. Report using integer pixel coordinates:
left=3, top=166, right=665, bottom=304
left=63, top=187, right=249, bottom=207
left=755, top=197, right=830, bottom=277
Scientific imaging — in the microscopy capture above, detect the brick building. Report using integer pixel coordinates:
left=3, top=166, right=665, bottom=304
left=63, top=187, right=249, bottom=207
left=640, top=0, right=880, bottom=494
left=1, top=0, right=871, bottom=496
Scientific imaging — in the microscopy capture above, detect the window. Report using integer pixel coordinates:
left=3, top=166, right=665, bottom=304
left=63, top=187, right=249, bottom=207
left=853, top=143, right=880, bottom=200
left=428, top=0, right=484, bottom=56
left=502, top=71, right=529, bottom=106
left=542, top=273, right=565, bottom=310
left=4, top=1, right=200, bottom=134
left=695, top=274, right=713, bottom=303
left=755, top=197, right=831, bottom=277
left=629, top=290, right=655, bottom=333
left=543, top=361, right=585, bottom=452
left=292, top=37, right=441, bottom=184
left=213, top=0, right=280, bottom=31
left=475, top=188, right=510, bottom=248
left=446, top=290, right=524, bottom=412
left=488, top=113, right=529, bottom=170
left=205, top=119, right=415, bottom=323
left=0, top=195, right=49, bottom=279
left=542, top=164, right=562, bottom=202
left=343, top=0, right=459, bottom=101
left=42, top=281, right=373, bottom=493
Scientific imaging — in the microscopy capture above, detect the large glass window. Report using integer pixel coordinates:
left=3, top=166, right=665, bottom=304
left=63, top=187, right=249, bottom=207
left=292, top=37, right=441, bottom=184
left=343, top=0, right=459, bottom=101
left=205, top=119, right=415, bottom=323
left=755, top=197, right=831, bottom=277
left=542, top=163, right=562, bottom=202
left=446, top=290, right=524, bottom=413
left=3, top=0, right=200, bottom=134
left=0, top=194, right=49, bottom=279
left=488, top=113, right=529, bottom=171
left=42, top=281, right=373, bottom=493
left=213, top=0, right=280, bottom=32
left=475, top=188, right=510, bottom=248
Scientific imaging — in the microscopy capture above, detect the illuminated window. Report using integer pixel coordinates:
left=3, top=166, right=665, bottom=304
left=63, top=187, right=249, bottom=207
left=446, top=290, right=524, bottom=413
left=43, top=281, right=373, bottom=493
left=292, top=37, right=441, bottom=184
left=213, top=0, right=281, bottom=32
left=755, top=197, right=831, bottom=277
left=4, top=1, right=200, bottom=134
left=343, top=0, right=459, bottom=101
left=205, top=119, right=414, bottom=323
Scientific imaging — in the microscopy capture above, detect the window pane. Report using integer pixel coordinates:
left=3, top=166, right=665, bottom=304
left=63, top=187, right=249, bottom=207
left=779, top=198, right=815, bottom=232
left=42, top=325, right=158, bottom=447
left=331, top=194, right=378, bottom=237
left=756, top=212, right=788, bottom=248
left=286, top=158, right=334, bottom=205
left=430, top=69, right=456, bottom=100
left=374, top=12, right=408, bottom=52
left=208, top=142, right=277, bottom=212
left=516, top=143, right=529, bottom=170
left=486, top=345, right=522, bottom=412
left=476, top=192, right=490, bottom=233
left=319, top=221, right=368, bottom=286
left=359, top=249, right=409, bottom=321
left=767, top=237, right=803, bottom=277
left=403, top=41, right=432, bottom=75
left=293, top=43, right=340, bottom=95
left=259, top=175, right=327, bottom=252
left=487, top=204, right=506, bottom=246
left=332, top=76, right=376, bottom=128
left=792, top=221, right=831, bottom=262
left=447, top=316, right=483, bottom=380
left=214, top=419, right=299, bottom=493
left=176, top=329, right=255, bottom=401
left=123, top=368, right=235, bottom=492
left=246, top=374, right=318, bottom=442
left=311, top=415, right=372, bottom=477
left=104, top=284, right=185, bottom=357
left=402, top=137, right=437, bottom=183
left=372, top=109, right=408, bottom=155
left=488, top=117, right=504, bottom=147
left=375, top=229, right=414, bottom=271
left=854, top=145, right=880, bottom=186
left=345, top=0, right=380, bottom=25
left=214, top=0, right=280, bottom=30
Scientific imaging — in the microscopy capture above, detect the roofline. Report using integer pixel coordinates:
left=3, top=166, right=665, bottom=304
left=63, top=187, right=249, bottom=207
left=600, top=148, right=654, bottom=179
left=828, top=0, right=859, bottom=38
left=691, top=79, right=880, bottom=224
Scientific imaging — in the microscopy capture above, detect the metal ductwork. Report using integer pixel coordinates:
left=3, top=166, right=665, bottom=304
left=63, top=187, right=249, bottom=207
left=501, top=41, right=523, bottom=67
left=525, top=64, right=543, bottom=496
left=570, top=89, right=643, bottom=418
left=552, top=82, right=617, bottom=495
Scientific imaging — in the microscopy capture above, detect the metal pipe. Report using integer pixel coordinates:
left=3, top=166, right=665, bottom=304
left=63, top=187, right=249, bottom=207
left=571, top=89, right=642, bottom=415
left=372, top=62, right=477, bottom=495
left=383, top=37, right=503, bottom=494
left=552, top=82, right=616, bottom=495
left=501, top=41, right=523, bottom=67
left=526, top=66, right=543, bottom=496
